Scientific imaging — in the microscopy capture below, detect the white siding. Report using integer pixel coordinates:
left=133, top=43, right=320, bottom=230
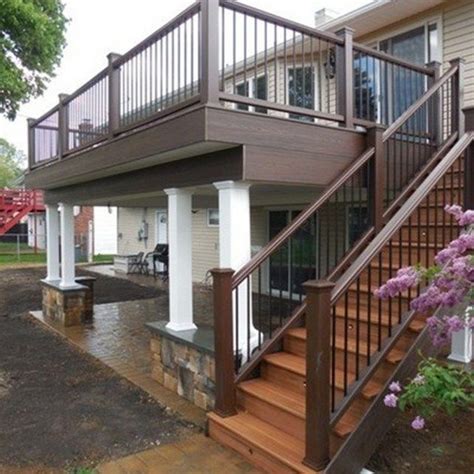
left=94, top=207, right=118, bottom=255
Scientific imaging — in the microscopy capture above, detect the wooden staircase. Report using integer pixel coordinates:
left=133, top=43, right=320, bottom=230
left=209, top=159, right=466, bottom=473
left=207, top=59, right=470, bottom=473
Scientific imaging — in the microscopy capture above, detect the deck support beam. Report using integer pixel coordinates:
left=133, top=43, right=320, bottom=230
left=59, top=203, right=76, bottom=288
left=45, top=204, right=60, bottom=281
left=165, top=188, right=196, bottom=331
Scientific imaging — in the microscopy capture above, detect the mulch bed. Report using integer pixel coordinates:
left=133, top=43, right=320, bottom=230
left=0, top=266, right=195, bottom=470
left=369, top=408, right=474, bottom=473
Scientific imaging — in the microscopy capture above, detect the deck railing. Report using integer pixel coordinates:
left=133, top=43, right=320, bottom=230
left=28, top=0, right=436, bottom=169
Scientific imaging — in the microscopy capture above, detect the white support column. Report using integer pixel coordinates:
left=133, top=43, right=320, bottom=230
left=59, top=203, right=76, bottom=288
left=45, top=204, right=60, bottom=281
left=214, top=180, right=259, bottom=359
left=164, top=188, right=195, bottom=331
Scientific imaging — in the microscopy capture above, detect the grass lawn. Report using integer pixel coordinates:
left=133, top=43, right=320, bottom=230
left=0, top=248, right=114, bottom=267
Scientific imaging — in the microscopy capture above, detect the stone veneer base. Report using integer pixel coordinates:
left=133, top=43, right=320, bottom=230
left=147, top=321, right=215, bottom=411
left=41, top=277, right=95, bottom=327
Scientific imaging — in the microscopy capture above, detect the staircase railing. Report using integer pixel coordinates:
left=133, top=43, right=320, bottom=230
left=307, top=130, right=473, bottom=469
left=211, top=58, right=465, bottom=462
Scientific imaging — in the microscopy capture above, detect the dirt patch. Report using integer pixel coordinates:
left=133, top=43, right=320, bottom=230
left=0, top=371, right=11, bottom=399
left=0, top=316, right=196, bottom=470
left=0, top=266, right=161, bottom=318
left=368, top=408, right=474, bottom=473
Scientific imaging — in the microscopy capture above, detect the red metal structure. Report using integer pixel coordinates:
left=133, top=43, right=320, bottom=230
left=0, top=189, right=45, bottom=237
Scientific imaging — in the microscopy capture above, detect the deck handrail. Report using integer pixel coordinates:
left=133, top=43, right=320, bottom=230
left=28, top=0, right=436, bottom=168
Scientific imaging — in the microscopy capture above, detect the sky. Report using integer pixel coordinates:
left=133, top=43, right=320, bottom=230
left=0, top=0, right=372, bottom=154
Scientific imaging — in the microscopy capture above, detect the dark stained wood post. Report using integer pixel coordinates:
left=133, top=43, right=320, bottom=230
left=426, top=61, right=442, bottom=146
left=57, top=93, right=69, bottom=159
left=303, top=280, right=335, bottom=471
left=211, top=267, right=237, bottom=417
left=200, top=0, right=220, bottom=105
left=463, top=106, right=474, bottom=209
left=367, top=124, right=385, bottom=232
left=107, top=52, right=122, bottom=136
left=335, top=27, right=354, bottom=129
left=27, top=118, right=36, bottom=169
left=450, top=58, right=465, bottom=136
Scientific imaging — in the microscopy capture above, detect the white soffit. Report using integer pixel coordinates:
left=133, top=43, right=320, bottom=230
left=322, top=0, right=447, bottom=38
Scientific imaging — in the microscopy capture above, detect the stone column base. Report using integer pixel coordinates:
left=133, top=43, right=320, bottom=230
left=41, top=277, right=95, bottom=327
left=147, top=322, right=215, bottom=411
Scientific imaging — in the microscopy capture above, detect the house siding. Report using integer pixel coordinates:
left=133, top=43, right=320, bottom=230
left=356, top=0, right=474, bottom=107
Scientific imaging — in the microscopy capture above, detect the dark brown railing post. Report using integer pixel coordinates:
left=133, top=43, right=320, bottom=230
left=57, top=93, right=69, bottom=159
left=107, top=52, right=122, bottom=136
left=463, top=107, right=474, bottom=209
left=200, top=0, right=220, bottom=105
left=303, top=280, right=335, bottom=471
left=450, top=58, right=465, bottom=136
left=335, top=27, right=354, bottom=129
left=211, top=267, right=237, bottom=417
left=367, top=124, right=385, bottom=232
left=427, top=61, right=442, bottom=145
left=27, top=118, right=35, bottom=169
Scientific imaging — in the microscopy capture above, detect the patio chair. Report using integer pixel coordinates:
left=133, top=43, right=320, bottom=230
left=128, top=251, right=149, bottom=275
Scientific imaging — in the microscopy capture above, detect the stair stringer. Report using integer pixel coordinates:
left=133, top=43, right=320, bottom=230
left=324, top=324, right=438, bottom=474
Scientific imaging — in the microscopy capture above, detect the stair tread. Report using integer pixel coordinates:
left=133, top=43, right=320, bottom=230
left=263, top=351, right=385, bottom=400
left=208, top=411, right=316, bottom=473
left=239, top=378, right=359, bottom=439
left=239, top=378, right=305, bottom=418
left=285, top=328, right=405, bottom=364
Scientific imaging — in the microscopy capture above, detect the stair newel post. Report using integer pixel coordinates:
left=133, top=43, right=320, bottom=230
left=335, top=27, right=355, bottom=129
left=107, top=53, right=122, bottom=136
left=303, top=280, right=335, bottom=471
left=200, top=0, right=220, bottom=105
left=450, top=58, right=465, bottom=136
left=367, top=124, right=385, bottom=233
left=58, top=93, right=69, bottom=159
left=211, top=267, right=237, bottom=417
left=426, top=61, right=442, bottom=146
left=463, top=107, right=474, bottom=209
left=27, top=118, right=36, bottom=169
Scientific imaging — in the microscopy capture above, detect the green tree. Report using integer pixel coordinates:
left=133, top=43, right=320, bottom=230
left=0, top=138, right=25, bottom=187
left=0, top=0, right=68, bottom=120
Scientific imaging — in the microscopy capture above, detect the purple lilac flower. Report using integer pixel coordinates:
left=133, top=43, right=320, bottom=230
left=383, top=393, right=398, bottom=408
left=459, top=210, right=474, bottom=226
left=389, top=381, right=402, bottom=393
left=444, top=204, right=463, bottom=220
left=375, top=267, right=420, bottom=300
left=411, top=416, right=425, bottom=430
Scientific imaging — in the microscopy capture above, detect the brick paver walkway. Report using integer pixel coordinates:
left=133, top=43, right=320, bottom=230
left=29, top=270, right=260, bottom=472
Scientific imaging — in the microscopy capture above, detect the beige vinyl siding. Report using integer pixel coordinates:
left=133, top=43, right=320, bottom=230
left=357, top=0, right=474, bottom=108
left=192, top=209, right=219, bottom=283
left=117, top=206, right=271, bottom=283
left=442, top=0, right=474, bottom=107
left=117, top=207, right=157, bottom=255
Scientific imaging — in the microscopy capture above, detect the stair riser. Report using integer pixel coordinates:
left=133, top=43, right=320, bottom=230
left=208, top=419, right=301, bottom=474
left=237, top=389, right=305, bottom=442
left=261, top=362, right=305, bottom=396
left=380, top=247, right=439, bottom=267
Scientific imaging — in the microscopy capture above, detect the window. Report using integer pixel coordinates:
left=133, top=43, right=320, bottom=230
left=207, top=209, right=219, bottom=227
left=236, top=75, right=268, bottom=113
left=288, top=66, right=314, bottom=121
left=370, top=21, right=440, bottom=125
